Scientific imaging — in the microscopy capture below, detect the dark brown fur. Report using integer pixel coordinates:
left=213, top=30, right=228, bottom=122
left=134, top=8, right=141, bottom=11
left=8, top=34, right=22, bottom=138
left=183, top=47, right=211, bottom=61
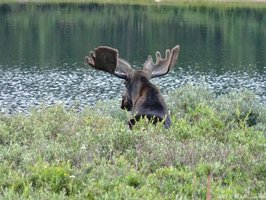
left=121, top=71, right=171, bottom=128
left=86, top=45, right=180, bottom=129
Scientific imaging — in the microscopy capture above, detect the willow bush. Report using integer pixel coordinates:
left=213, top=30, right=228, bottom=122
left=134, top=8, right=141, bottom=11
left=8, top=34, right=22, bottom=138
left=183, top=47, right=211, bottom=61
left=0, top=84, right=265, bottom=199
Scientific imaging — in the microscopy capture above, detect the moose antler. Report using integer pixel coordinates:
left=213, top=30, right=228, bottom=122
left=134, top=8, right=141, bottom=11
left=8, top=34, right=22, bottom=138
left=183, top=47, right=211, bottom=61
left=85, top=46, right=132, bottom=79
left=86, top=46, right=118, bottom=74
left=143, top=45, right=180, bottom=78
left=85, top=45, right=181, bottom=129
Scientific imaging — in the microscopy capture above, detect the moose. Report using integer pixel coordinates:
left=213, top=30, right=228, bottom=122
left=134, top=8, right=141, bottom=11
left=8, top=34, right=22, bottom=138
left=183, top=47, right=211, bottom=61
left=85, top=45, right=180, bottom=128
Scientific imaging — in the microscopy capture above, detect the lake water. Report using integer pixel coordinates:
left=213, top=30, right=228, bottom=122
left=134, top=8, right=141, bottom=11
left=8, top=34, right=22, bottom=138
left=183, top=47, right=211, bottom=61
left=0, top=3, right=265, bottom=114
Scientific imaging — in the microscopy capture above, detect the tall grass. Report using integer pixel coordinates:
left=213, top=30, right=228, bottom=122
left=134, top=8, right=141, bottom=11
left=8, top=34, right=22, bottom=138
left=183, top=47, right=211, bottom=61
left=0, top=85, right=265, bottom=199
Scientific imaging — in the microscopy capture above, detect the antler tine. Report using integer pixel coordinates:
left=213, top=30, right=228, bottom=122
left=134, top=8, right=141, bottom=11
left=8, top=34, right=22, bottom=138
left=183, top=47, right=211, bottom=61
left=143, top=45, right=180, bottom=78
left=85, top=51, right=96, bottom=66
left=155, top=51, right=162, bottom=64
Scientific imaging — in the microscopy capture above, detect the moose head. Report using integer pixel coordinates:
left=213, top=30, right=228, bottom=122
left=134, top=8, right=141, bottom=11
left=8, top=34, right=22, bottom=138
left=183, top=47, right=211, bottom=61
left=85, top=45, right=180, bottom=128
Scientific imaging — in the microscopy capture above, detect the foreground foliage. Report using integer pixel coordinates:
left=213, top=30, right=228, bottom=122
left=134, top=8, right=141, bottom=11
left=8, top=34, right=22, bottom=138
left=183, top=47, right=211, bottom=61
left=0, top=85, right=265, bottom=199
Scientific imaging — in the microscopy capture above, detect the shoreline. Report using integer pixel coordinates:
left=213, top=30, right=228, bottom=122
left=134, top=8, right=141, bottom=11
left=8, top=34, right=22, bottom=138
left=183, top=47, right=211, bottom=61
left=0, top=0, right=266, bottom=9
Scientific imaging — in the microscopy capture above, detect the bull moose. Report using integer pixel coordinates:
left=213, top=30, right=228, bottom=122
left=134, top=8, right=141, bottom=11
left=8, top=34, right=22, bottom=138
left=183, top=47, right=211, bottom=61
left=85, top=45, right=180, bottom=128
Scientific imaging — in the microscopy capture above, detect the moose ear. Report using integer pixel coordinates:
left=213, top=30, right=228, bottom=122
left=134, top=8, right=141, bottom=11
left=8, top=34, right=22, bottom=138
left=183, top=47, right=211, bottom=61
left=115, top=58, right=134, bottom=79
left=85, top=46, right=118, bottom=74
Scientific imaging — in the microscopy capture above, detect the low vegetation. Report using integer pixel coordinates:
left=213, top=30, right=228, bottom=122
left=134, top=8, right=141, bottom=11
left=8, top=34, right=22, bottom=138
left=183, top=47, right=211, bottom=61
left=0, top=84, right=265, bottom=199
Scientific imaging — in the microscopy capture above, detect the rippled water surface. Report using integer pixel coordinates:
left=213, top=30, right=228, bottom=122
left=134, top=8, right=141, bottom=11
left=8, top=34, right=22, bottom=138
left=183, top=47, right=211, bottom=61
left=0, top=3, right=265, bottom=114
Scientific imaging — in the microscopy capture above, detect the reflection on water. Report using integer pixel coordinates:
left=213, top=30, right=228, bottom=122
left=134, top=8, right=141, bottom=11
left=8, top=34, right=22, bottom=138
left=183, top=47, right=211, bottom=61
left=0, top=3, right=265, bottom=113
left=0, top=63, right=265, bottom=114
left=0, top=65, right=124, bottom=113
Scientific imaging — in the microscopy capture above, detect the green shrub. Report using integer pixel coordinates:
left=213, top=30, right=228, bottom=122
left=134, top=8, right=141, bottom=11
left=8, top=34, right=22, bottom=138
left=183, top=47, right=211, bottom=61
left=0, top=85, right=265, bottom=199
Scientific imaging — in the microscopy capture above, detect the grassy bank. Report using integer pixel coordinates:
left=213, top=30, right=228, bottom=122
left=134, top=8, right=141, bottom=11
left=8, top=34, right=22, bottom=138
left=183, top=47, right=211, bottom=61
left=0, top=0, right=266, bottom=9
left=0, top=85, right=265, bottom=199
